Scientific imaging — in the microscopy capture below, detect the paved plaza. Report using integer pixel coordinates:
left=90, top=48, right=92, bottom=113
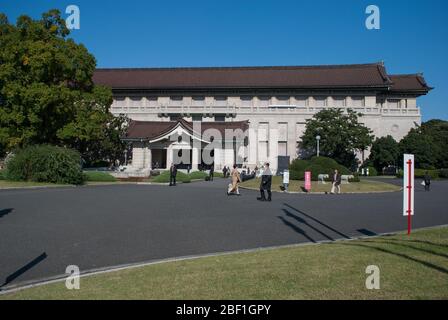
left=0, top=179, right=447, bottom=288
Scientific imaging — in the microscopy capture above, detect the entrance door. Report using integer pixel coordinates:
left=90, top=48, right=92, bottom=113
left=152, top=149, right=167, bottom=169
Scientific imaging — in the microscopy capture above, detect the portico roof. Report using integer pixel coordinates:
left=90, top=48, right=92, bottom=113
left=123, top=119, right=249, bottom=142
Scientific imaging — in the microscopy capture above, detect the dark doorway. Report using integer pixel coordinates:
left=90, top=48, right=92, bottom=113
left=152, top=149, right=167, bottom=169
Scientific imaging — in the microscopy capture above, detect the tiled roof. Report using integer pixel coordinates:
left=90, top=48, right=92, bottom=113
left=93, top=63, right=400, bottom=90
left=389, top=74, right=433, bottom=92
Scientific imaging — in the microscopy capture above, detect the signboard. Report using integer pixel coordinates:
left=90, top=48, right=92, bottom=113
left=305, top=171, right=311, bottom=192
left=403, top=154, right=414, bottom=235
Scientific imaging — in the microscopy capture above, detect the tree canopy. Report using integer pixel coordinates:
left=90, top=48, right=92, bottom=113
left=367, top=135, right=400, bottom=172
left=398, top=120, right=448, bottom=169
left=0, top=10, right=127, bottom=164
left=299, top=108, right=374, bottom=168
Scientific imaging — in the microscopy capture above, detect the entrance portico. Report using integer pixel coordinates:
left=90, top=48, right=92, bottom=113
left=123, top=119, right=249, bottom=173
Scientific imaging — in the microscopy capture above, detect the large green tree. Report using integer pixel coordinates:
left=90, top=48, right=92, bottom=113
left=367, top=135, right=400, bottom=172
left=0, top=10, right=127, bottom=164
left=420, top=119, right=448, bottom=168
left=399, top=121, right=440, bottom=169
left=300, top=108, right=374, bottom=168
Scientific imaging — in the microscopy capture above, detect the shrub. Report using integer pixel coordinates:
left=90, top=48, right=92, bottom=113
left=397, top=169, right=439, bottom=179
left=84, top=171, right=116, bottom=182
left=0, top=170, right=5, bottom=180
left=289, top=156, right=351, bottom=181
left=188, top=171, right=208, bottom=180
left=439, top=169, right=448, bottom=179
left=361, top=166, right=378, bottom=176
left=151, top=170, right=191, bottom=183
left=5, top=145, right=84, bottom=185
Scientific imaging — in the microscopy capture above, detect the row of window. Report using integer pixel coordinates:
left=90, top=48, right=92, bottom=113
left=114, top=96, right=413, bottom=109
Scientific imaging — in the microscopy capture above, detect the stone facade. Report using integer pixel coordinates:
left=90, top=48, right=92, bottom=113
left=93, top=63, right=432, bottom=173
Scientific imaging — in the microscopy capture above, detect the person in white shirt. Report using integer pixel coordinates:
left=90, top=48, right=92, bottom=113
left=283, top=169, right=290, bottom=192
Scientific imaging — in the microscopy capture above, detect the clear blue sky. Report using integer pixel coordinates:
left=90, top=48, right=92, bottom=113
left=1, top=0, right=447, bottom=121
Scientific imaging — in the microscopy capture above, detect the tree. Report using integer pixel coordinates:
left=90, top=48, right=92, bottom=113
left=0, top=10, right=127, bottom=164
left=300, top=108, right=374, bottom=168
left=367, top=135, right=400, bottom=172
left=399, top=128, right=438, bottom=169
left=420, top=120, right=448, bottom=168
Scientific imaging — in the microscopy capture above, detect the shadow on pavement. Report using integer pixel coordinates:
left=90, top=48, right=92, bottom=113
left=0, top=208, right=13, bottom=218
left=1, top=252, right=48, bottom=288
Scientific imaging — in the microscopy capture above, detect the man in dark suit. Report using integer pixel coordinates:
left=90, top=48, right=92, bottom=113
left=209, top=163, right=214, bottom=181
left=257, top=163, right=272, bottom=201
left=169, top=164, right=177, bottom=186
left=424, top=171, right=431, bottom=191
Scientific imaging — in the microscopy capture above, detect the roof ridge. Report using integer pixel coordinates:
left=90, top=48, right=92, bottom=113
left=95, top=62, right=383, bottom=72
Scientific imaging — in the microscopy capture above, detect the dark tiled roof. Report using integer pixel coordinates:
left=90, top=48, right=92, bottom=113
left=93, top=63, right=395, bottom=90
left=124, top=119, right=249, bottom=141
left=389, top=74, right=433, bottom=92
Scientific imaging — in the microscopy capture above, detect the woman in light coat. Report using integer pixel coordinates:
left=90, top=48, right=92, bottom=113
left=227, top=164, right=241, bottom=195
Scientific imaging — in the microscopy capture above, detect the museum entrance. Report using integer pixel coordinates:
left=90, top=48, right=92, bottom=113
left=152, top=149, right=167, bottom=169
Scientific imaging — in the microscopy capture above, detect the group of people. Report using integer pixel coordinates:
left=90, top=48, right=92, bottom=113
left=226, top=162, right=272, bottom=202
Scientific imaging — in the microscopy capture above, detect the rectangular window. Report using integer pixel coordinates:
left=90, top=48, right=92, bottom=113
left=352, top=97, right=365, bottom=107
left=192, top=115, right=202, bottom=122
left=276, top=96, right=290, bottom=105
left=129, top=97, right=141, bottom=108
left=214, top=115, right=225, bottom=122
left=241, top=96, right=253, bottom=107
left=257, top=96, right=270, bottom=107
left=258, top=122, right=269, bottom=142
left=295, top=96, right=308, bottom=107
left=214, top=96, right=227, bottom=106
left=387, top=99, right=400, bottom=108
left=333, top=97, right=346, bottom=107
left=314, top=96, right=327, bottom=107
left=192, top=96, right=205, bottom=106
left=278, top=142, right=288, bottom=156
left=278, top=123, right=288, bottom=142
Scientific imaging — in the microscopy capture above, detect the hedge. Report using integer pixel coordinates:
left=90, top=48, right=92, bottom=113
left=289, top=156, right=351, bottom=181
left=188, top=171, right=208, bottom=180
left=5, top=145, right=84, bottom=185
left=0, top=170, right=5, bottom=180
left=397, top=169, right=440, bottom=179
left=84, top=171, right=117, bottom=182
left=151, top=170, right=191, bottom=183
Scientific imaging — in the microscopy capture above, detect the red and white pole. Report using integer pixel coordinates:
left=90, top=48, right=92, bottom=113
left=403, top=154, right=414, bottom=235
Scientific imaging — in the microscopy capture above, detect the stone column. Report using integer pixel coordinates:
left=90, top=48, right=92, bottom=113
left=192, top=147, right=199, bottom=171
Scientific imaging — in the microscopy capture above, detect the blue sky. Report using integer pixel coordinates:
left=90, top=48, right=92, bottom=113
left=1, top=0, right=447, bottom=121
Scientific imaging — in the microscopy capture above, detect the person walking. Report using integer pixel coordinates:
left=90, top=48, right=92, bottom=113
left=227, top=164, right=241, bottom=195
left=222, top=166, right=227, bottom=179
left=209, top=163, right=214, bottom=181
left=330, top=169, right=341, bottom=194
left=282, top=169, right=290, bottom=192
left=169, top=163, right=177, bottom=186
left=258, top=163, right=272, bottom=201
left=424, top=171, right=431, bottom=191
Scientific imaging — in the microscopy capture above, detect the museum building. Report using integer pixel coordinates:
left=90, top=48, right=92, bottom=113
left=92, top=62, right=432, bottom=174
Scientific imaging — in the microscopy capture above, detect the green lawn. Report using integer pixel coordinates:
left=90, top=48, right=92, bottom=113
left=0, top=180, right=66, bottom=188
left=2, top=227, right=447, bottom=300
left=240, top=176, right=401, bottom=193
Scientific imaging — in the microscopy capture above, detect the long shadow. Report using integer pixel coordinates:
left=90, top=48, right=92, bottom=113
left=342, top=242, right=448, bottom=275
left=283, top=209, right=335, bottom=241
left=386, top=238, right=448, bottom=250
left=277, top=216, right=316, bottom=243
left=284, top=203, right=351, bottom=239
left=0, top=208, right=13, bottom=218
left=1, top=252, right=48, bottom=288
left=357, top=229, right=378, bottom=237
left=360, top=239, right=448, bottom=260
